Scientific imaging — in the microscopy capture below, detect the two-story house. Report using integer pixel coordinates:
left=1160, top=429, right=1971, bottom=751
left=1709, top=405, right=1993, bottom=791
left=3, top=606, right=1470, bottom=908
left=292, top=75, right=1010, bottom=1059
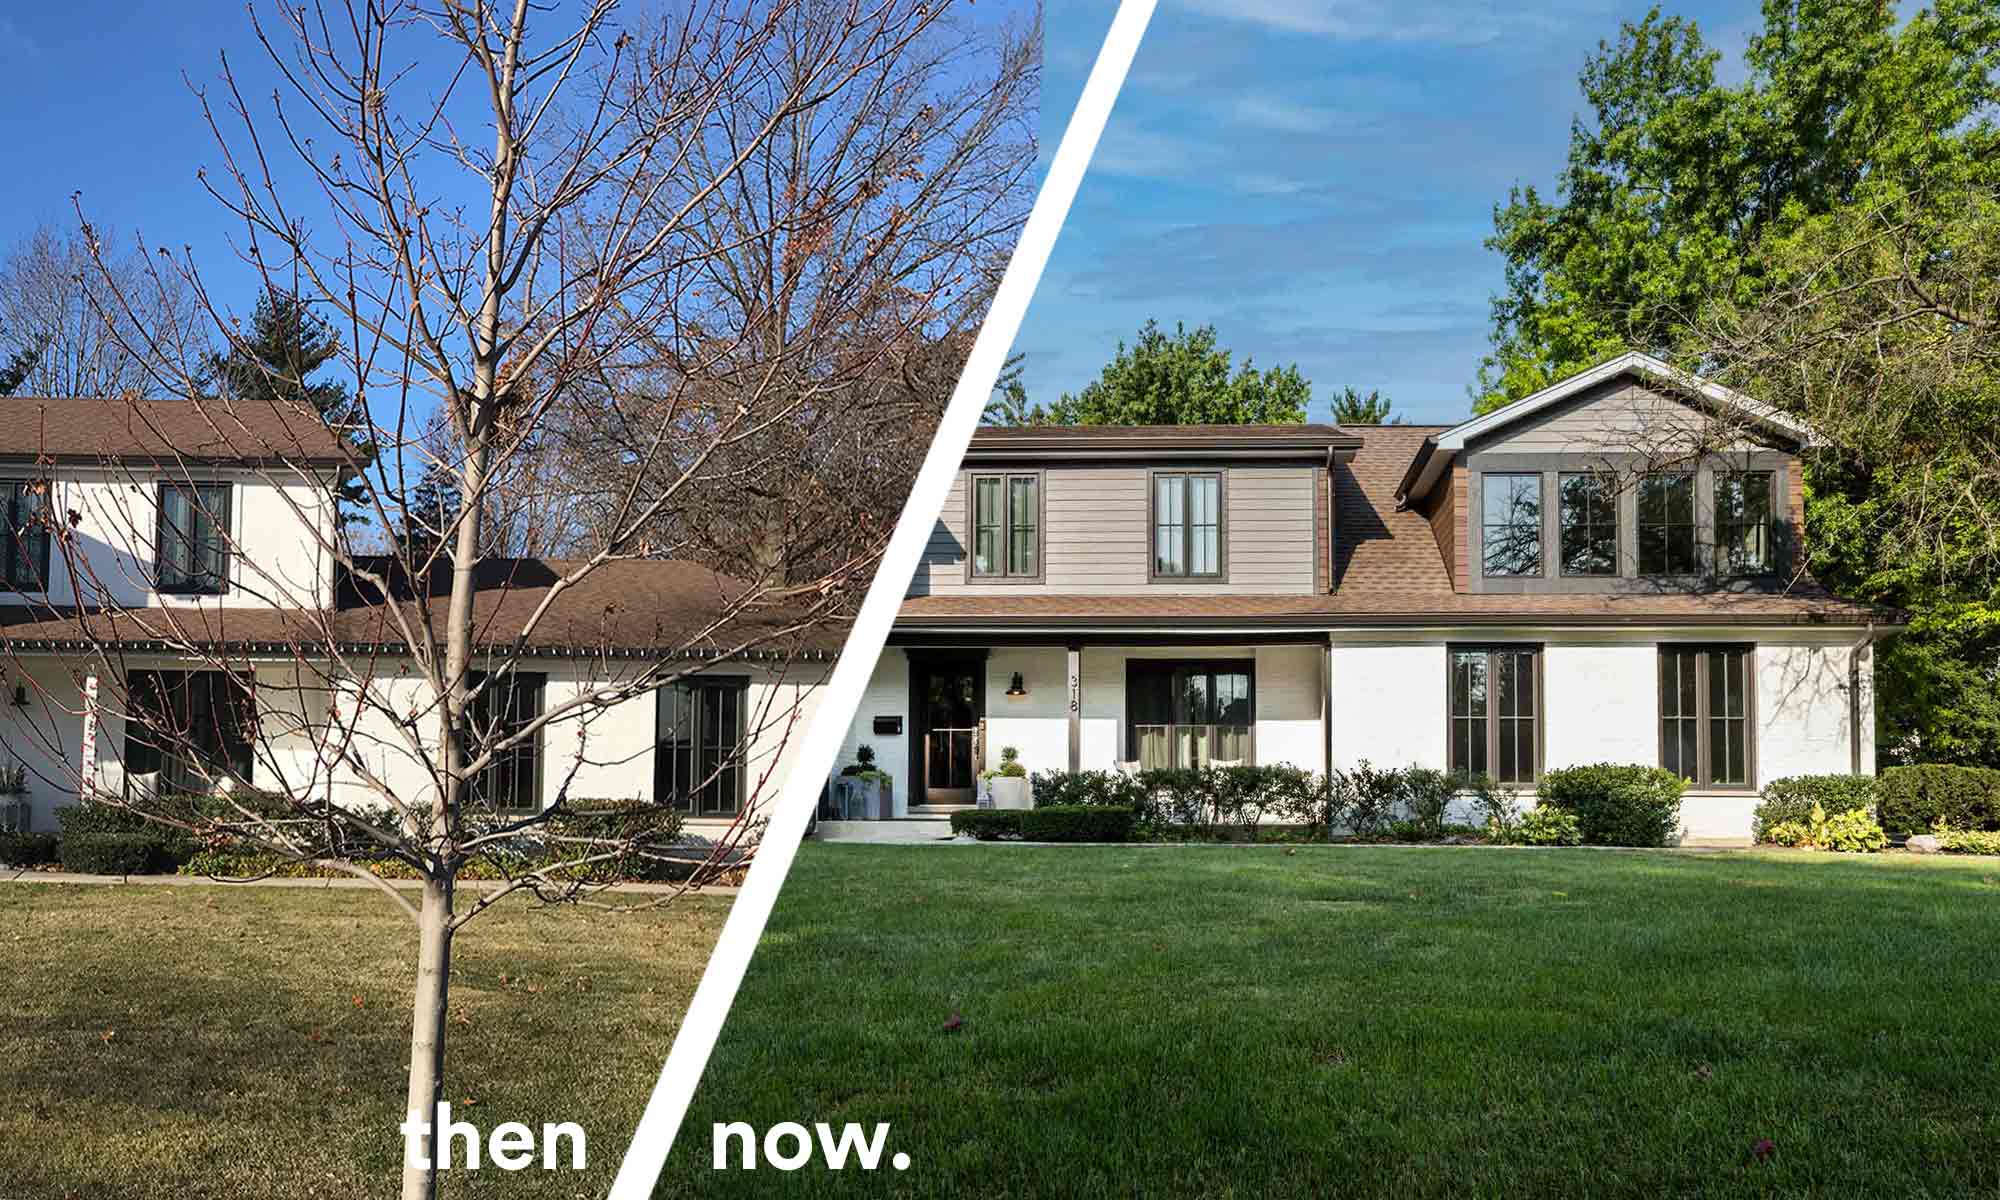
left=0, top=397, right=830, bottom=837
left=834, top=353, right=1891, bottom=842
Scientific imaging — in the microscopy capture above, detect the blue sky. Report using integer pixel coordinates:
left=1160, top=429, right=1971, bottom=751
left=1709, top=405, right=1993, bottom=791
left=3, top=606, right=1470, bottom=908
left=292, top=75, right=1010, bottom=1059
left=1026, top=0, right=1764, bottom=424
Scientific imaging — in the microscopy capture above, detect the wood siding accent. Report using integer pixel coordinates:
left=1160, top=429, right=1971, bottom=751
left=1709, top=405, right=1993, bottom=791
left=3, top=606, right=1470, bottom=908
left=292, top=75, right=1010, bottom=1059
left=910, top=464, right=1317, bottom=597
left=1427, top=462, right=1460, bottom=591
left=1315, top=467, right=1331, bottom=593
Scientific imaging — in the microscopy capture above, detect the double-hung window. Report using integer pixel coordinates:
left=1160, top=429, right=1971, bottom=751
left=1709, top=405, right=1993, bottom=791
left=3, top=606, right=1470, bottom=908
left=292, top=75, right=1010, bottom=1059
left=467, top=671, right=545, bottom=814
left=1659, top=646, right=1753, bottom=789
left=1449, top=646, right=1540, bottom=784
left=157, top=482, right=232, bottom=595
left=1637, top=473, right=1697, bottom=575
left=1481, top=473, right=1542, bottom=577
left=2, top=480, right=49, bottom=591
left=1126, top=660, right=1252, bottom=769
left=969, top=472, right=1039, bottom=579
left=1715, top=471, right=1774, bottom=574
left=657, top=678, right=749, bottom=816
left=1152, top=472, right=1222, bottom=579
left=1557, top=472, right=1617, bottom=576
left=125, top=669, right=256, bottom=792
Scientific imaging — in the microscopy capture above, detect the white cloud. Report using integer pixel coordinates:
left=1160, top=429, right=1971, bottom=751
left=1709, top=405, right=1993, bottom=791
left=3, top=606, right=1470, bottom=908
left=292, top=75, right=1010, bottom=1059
left=1230, top=93, right=1346, bottom=134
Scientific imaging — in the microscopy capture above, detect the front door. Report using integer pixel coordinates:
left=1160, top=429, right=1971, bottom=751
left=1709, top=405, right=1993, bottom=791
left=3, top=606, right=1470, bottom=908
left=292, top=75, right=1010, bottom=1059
left=915, top=659, right=982, bottom=804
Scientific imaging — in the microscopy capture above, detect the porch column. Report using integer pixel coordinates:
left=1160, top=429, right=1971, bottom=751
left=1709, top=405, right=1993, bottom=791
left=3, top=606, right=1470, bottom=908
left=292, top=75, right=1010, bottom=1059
left=1066, top=642, right=1082, bottom=774
left=1322, top=636, right=1335, bottom=775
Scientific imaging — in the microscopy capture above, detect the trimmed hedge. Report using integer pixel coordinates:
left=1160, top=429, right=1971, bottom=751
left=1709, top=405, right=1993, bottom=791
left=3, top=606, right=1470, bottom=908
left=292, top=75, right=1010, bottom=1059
left=1877, top=765, right=2000, bottom=835
left=1538, top=764, right=1686, bottom=847
left=57, top=804, right=194, bottom=874
left=1020, top=805, right=1134, bottom=843
left=949, top=810, right=1023, bottom=841
left=0, top=831, right=59, bottom=866
left=1754, top=775, right=1879, bottom=842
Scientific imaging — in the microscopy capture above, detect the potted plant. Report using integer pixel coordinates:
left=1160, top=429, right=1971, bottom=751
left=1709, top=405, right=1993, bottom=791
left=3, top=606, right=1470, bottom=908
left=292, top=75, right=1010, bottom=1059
left=981, top=746, right=1032, bottom=810
left=837, top=745, right=894, bottom=819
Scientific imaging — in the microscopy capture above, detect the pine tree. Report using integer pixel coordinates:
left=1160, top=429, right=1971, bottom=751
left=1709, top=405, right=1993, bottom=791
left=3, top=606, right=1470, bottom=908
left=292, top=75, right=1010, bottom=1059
left=207, top=289, right=369, bottom=523
left=1331, top=387, right=1398, bottom=425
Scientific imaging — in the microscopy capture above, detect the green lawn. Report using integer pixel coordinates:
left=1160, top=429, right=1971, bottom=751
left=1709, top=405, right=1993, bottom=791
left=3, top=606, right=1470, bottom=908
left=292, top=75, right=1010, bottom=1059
left=666, top=844, right=2000, bottom=1198
left=0, top=883, right=726, bottom=1198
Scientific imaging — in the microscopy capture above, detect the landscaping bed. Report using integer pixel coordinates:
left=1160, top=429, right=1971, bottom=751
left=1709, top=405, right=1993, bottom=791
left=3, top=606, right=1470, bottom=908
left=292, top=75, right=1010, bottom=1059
left=666, top=843, right=2000, bottom=1199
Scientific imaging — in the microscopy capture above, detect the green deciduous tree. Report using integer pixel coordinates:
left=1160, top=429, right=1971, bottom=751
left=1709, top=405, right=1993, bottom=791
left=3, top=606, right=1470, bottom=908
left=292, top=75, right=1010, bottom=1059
left=1049, top=320, right=1308, bottom=425
left=1479, top=0, right=2000, bottom=413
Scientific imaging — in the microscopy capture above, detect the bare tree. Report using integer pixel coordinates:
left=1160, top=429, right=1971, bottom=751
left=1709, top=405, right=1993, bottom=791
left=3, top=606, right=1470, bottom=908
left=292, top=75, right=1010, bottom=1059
left=5, top=4, right=1029, bottom=1196
left=0, top=223, right=210, bottom=397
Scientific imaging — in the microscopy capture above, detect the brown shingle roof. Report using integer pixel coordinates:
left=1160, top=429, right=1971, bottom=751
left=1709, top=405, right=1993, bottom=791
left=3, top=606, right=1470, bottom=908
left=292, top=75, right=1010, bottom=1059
left=899, top=424, right=1892, bottom=629
left=0, top=559, right=844, bottom=658
left=967, top=422, right=1360, bottom=459
left=0, top=397, right=352, bottom=466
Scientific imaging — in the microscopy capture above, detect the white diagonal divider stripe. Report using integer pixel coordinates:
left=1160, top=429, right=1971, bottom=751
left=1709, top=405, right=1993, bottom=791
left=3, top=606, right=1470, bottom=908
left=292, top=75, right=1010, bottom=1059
left=605, top=3, right=1159, bottom=1194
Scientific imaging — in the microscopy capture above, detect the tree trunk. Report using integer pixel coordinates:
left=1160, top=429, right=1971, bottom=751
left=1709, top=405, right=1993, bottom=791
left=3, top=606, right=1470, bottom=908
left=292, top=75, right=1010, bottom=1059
left=400, top=874, right=455, bottom=1200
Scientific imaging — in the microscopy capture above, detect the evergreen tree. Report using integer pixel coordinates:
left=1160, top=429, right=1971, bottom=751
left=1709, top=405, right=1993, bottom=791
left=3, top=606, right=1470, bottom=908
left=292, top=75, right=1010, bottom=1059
left=1331, top=387, right=1398, bottom=425
left=1049, top=320, right=1309, bottom=426
left=207, top=289, right=369, bottom=522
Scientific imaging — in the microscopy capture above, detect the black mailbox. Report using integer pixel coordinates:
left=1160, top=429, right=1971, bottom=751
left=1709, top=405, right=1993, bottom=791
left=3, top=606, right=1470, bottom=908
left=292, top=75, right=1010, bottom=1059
left=872, top=715, right=903, bottom=736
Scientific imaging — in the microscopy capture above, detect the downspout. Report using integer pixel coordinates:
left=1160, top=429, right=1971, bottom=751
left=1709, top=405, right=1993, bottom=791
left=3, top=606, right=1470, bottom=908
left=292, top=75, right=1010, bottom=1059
left=1324, top=447, right=1338, bottom=595
left=1849, top=623, right=1876, bottom=776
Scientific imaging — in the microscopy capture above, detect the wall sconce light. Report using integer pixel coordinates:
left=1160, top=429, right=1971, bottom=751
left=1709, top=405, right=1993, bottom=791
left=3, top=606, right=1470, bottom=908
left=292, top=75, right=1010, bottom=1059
left=1005, top=672, right=1027, bottom=697
left=10, top=683, right=27, bottom=707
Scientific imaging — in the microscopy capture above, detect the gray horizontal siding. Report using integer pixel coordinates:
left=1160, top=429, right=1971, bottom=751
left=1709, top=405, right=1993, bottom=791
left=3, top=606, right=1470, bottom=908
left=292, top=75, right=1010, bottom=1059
left=909, top=464, right=1316, bottom=596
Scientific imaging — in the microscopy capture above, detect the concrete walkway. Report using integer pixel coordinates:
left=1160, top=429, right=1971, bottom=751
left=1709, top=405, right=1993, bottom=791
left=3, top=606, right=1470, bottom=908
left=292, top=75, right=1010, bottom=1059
left=1, top=868, right=738, bottom=895
left=812, top=819, right=960, bottom=844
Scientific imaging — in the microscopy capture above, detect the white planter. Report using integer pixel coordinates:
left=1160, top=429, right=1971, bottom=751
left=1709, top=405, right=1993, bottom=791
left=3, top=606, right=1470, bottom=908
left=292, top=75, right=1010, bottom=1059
left=989, top=776, right=1032, bottom=810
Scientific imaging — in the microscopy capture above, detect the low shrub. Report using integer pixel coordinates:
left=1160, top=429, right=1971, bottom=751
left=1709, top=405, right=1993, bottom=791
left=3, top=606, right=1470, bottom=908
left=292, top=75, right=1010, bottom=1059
left=1133, top=768, right=1206, bottom=825
left=1538, top=764, right=1686, bottom=847
left=1877, top=765, right=2000, bottom=835
left=0, top=831, right=59, bottom=866
left=63, top=832, right=181, bottom=875
left=1516, top=805, right=1582, bottom=846
left=949, top=810, right=1023, bottom=841
left=1401, top=767, right=1455, bottom=838
left=1342, top=761, right=1400, bottom=837
left=1766, top=804, right=1887, bottom=852
left=1020, top=805, right=1134, bottom=843
left=1754, top=775, right=1878, bottom=841
left=1031, top=769, right=1152, bottom=816
left=1937, top=828, right=2000, bottom=855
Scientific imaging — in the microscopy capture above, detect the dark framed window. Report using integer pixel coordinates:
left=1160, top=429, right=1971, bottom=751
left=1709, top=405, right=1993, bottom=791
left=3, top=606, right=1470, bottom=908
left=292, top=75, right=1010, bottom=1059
left=1152, top=471, right=1222, bottom=578
left=1715, top=471, right=1774, bottom=574
left=2, top=480, right=49, bottom=591
left=969, top=472, right=1039, bottom=579
left=125, top=669, right=255, bottom=792
left=1660, top=646, right=1753, bottom=789
left=157, top=482, right=232, bottom=595
left=657, top=677, right=748, bottom=816
left=1449, top=646, right=1540, bottom=784
left=1481, top=473, right=1542, bottom=577
left=1557, top=472, right=1617, bottom=576
left=467, top=671, right=545, bottom=813
left=1125, top=659, right=1252, bottom=768
left=1637, top=473, right=1697, bottom=575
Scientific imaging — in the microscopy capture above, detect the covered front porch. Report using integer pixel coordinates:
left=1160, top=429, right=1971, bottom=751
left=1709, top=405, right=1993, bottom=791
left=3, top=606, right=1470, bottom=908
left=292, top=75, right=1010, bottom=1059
left=835, top=634, right=1332, bottom=818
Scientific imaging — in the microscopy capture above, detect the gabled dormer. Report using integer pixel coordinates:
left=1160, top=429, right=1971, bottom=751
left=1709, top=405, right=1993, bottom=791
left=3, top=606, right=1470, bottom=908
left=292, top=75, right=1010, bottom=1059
left=1393, top=353, right=1814, bottom=595
left=910, top=424, right=1361, bottom=598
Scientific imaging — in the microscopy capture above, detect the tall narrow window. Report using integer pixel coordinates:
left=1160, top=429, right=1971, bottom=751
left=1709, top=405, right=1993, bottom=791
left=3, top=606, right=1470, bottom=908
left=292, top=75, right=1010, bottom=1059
left=657, top=678, right=748, bottom=815
left=1558, top=472, right=1617, bottom=576
left=1637, top=473, right=1697, bottom=575
left=1481, top=473, right=1542, bottom=577
left=1126, top=660, right=1252, bottom=768
left=968, top=472, right=1038, bottom=578
left=2, top=480, right=49, bottom=591
left=1449, top=647, right=1539, bottom=783
left=157, top=482, right=231, bottom=594
left=1153, top=472, right=1222, bottom=579
left=124, top=670, right=255, bottom=792
left=1715, top=471, right=1774, bottom=574
left=1659, top=646, right=1753, bottom=789
left=467, top=671, right=545, bottom=813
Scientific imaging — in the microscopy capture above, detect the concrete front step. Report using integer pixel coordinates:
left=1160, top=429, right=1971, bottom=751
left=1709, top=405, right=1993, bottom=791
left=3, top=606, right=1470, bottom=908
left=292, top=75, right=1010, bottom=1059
left=813, top=818, right=959, bottom=844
